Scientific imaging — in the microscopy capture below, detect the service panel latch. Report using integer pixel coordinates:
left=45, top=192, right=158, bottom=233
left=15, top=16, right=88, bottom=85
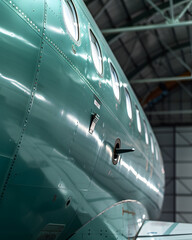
left=89, top=113, right=100, bottom=134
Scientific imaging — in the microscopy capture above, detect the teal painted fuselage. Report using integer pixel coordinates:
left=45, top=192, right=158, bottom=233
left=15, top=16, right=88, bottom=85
left=0, top=0, right=165, bottom=239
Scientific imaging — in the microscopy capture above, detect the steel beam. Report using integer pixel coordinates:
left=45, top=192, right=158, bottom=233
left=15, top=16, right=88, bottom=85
left=176, top=0, right=192, bottom=21
left=102, top=21, right=192, bottom=34
left=169, top=0, right=175, bottom=22
left=127, top=42, right=191, bottom=79
left=107, top=0, right=191, bottom=44
left=164, top=211, right=192, bottom=214
left=173, top=126, right=176, bottom=222
left=178, top=82, right=192, bottom=98
left=131, top=76, right=192, bottom=84
left=178, top=214, right=189, bottom=223
left=146, top=0, right=170, bottom=22
left=160, top=41, right=192, bottom=72
left=94, top=0, right=113, bottom=20
left=178, top=179, right=192, bottom=194
left=146, top=110, right=192, bottom=115
left=176, top=131, right=192, bottom=145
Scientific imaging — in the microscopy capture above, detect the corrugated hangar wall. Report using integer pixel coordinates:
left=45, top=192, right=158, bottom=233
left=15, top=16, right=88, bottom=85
left=154, top=126, right=192, bottom=223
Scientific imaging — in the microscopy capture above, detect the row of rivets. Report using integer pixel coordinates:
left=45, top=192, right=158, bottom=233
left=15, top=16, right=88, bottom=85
left=0, top=1, right=48, bottom=200
left=8, top=0, right=41, bottom=32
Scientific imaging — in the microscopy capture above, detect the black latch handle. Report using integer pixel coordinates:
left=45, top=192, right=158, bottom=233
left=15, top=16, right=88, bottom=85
left=115, top=148, right=135, bottom=154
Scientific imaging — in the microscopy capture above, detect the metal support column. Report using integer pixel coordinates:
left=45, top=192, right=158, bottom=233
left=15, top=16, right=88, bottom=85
left=173, top=126, right=176, bottom=222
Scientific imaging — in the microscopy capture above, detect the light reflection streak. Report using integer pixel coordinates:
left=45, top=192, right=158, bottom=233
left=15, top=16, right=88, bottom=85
left=75, top=52, right=88, bottom=61
left=61, top=110, right=64, bottom=116
left=106, top=145, right=113, bottom=158
left=1, top=73, right=50, bottom=104
left=47, top=25, right=64, bottom=34
left=0, top=73, right=30, bottom=95
left=57, top=181, right=68, bottom=195
left=67, top=114, right=103, bottom=147
left=35, top=93, right=50, bottom=103
left=0, top=27, right=37, bottom=48
left=137, top=218, right=142, bottom=228
left=121, top=161, right=160, bottom=194
left=122, top=83, right=128, bottom=88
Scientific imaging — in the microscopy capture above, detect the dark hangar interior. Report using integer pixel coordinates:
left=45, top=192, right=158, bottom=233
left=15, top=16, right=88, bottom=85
left=85, top=0, right=192, bottom=223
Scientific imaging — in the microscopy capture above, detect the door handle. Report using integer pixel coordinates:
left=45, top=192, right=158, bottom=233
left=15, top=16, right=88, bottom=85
left=115, top=148, right=135, bottom=154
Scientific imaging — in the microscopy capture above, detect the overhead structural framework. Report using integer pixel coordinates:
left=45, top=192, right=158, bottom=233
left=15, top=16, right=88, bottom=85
left=146, top=110, right=192, bottom=115
left=146, top=0, right=192, bottom=23
left=102, top=0, right=192, bottom=41
left=127, top=42, right=191, bottom=80
left=146, top=0, right=171, bottom=22
left=102, top=20, right=192, bottom=34
left=94, top=0, right=113, bottom=20
left=160, top=41, right=192, bottom=73
left=105, top=0, right=192, bottom=45
left=120, top=1, right=192, bottom=84
left=130, top=37, right=192, bottom=84
left=131, top=76, right=192, bottom=84
left=85, top=0, right=192, bottom=125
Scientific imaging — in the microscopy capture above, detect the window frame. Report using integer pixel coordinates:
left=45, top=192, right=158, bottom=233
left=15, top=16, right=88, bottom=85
left=89, top=29, right=103, bottom=76
left=125, top=88, right=132, bottom=121
left=62, top=0, right=80, bottom=43
left=136, top=105, right=142, bottom=134
left=109, top=62, right=120, bottom=102
left=155, top=143, right=159, bottom=161
left=143, top=120, right=149, bottom=145
left=150, top=133, right=154, bottom=154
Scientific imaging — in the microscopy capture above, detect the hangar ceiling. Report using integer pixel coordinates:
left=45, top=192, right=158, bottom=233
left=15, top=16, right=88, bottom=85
left=84, top=0, right=192, bottom=127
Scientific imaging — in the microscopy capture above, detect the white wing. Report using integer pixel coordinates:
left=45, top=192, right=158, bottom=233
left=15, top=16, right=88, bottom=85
left=137, top=220, right=192, bottom=240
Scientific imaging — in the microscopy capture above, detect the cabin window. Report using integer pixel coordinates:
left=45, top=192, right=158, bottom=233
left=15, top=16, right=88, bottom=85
left=90, top=30, right=103, bottom=75
left=150, top=134, right=154, bottom=154
left=110, top=63, right=120, bottom=101
left=62, top=0, right=79, bottom=41
left=125, top=88, right=132, bottom=120
left=143, top=121, right=149, bottom=144
left=155, top=144, right=159, bottom=160
left=136, top=106, right=141, bottom=133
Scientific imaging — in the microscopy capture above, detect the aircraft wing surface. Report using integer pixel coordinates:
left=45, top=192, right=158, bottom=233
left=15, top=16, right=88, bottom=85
left=137, top=220, right=192, bottom=240
left=68, top=200, right=148, bottom=240
left=68, top=200, right=192, bottom=240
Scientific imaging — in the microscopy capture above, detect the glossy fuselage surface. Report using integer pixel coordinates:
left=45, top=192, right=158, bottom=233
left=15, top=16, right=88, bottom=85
left=0, top=0, right=165, bottom=239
